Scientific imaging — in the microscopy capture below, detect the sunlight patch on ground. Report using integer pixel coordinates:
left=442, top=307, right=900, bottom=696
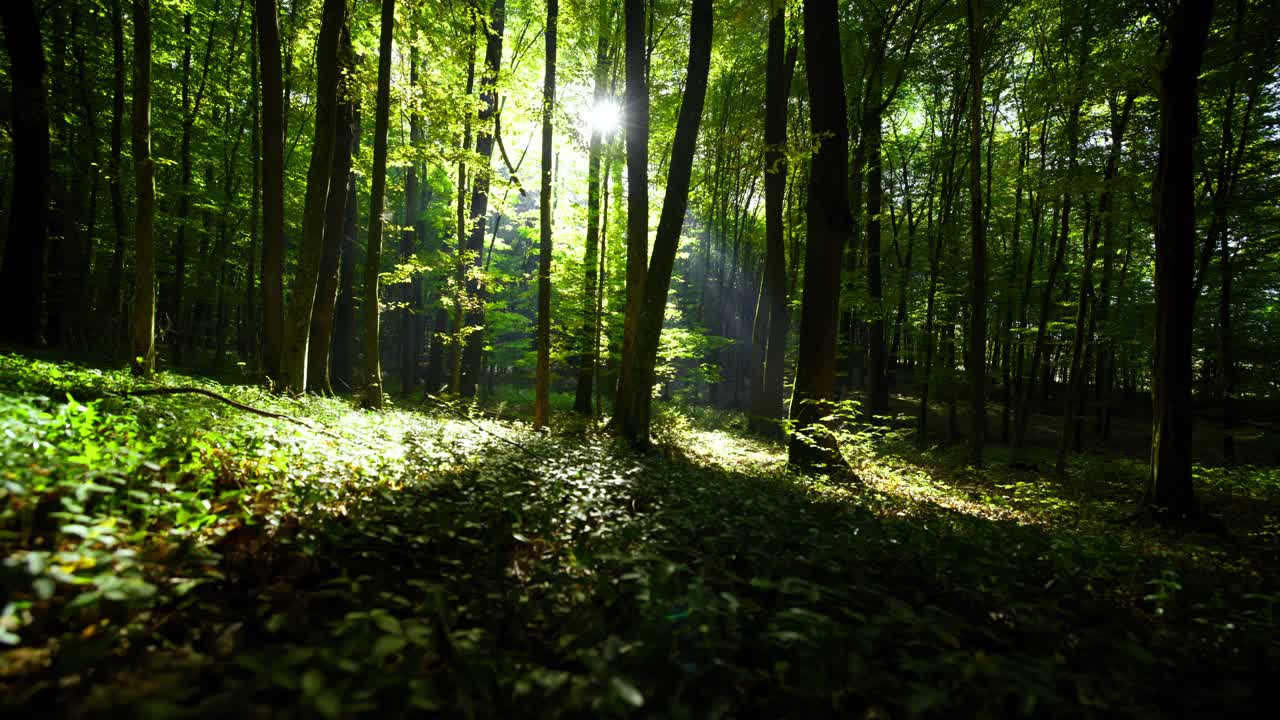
left=685, top=429, right=786, bottom=473
left=854, top=458, right=1037, bottom=525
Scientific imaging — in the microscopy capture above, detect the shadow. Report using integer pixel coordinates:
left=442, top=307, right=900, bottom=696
left=5, top=363, right=1278, bottom=718
left=100, top=426, right=1280, bottom=717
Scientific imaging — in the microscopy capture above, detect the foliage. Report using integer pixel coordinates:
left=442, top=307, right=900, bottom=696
left=3, top=354, right=1280, bottom=716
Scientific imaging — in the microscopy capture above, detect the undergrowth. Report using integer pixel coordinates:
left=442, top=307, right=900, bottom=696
left=2, top=352, right=1278, bottom=717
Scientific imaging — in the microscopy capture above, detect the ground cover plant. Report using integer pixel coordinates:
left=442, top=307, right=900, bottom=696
left=3, top=352, right=1279, bottom=717
left=4, top=0, right=1280, bottom=714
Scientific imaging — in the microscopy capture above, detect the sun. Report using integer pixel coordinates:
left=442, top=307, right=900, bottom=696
left=583, top=101, right=621, bottom=134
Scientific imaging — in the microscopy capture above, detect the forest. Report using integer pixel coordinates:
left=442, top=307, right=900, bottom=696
left=2, top=0, right=1280, bottom=715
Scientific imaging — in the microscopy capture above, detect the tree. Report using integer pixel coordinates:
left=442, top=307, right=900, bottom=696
left=171, top=9, right=220, bottom=363
left=1146, top=0, right=1215, bottom=521
left=966, top=0, right=985, bottom=464
left=459, top=0, right=507, bottom=398
left=363, top=0, right=396, bottom=409
left=616, top=0, right=713, bottom=446
left=279, top=0, right=346, bottom=393
left=573, top=17, right=612, bottom=416
left=788, top=0, right=852, bottom=471
left=257, top=0, right=286, bottom=379
left=748, top=3, right=797, bottom=439
left=308, top=26, right=355, bottom=395
left=0, top=0, right=50, bottom=346
left=100, top=0, right=128, bottom=349
left=612, top=0, right=648, bottom=427
left=533, top=0, right=558, bottom=429
left=131, top=0, right=156, bottom=375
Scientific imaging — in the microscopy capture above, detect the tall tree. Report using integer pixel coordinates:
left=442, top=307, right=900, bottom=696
left=400, top=47, right=422, bottom=398
left=0, top=0, right=49, bottom=346
left=573, top=20, right=612, bottom=416
left=130, top=0, right=156, bottom=375
left=1146, top=0, right=1214, bottom=521
left=257, top=0, right=286, bottom=379
left=100, top=0, right=128, bottom=348
left=533, top=0, right=558, bottom=429
left=242, top=11, right=261, bottom=368
left=308, top=26, right=355, bottom=395
left=616, top=0, right=713, bottom=446
left=279, top=0, right=346, bottom=392
left=749, top=3, right=796, bottom=438
left=171, top=9, right=220, bottom=363
left=459, top=0, right=507, bottom=398
left=362, top=0, right=396, bottom=408
left=788, top=0, right=852, bottom=471
left=612, top=0, right=649, bottom=426
left=332, top=105, right=361, bottom=393
left=966, top=0, right=986, bottom=464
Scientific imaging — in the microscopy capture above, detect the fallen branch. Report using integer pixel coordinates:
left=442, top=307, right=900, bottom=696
left=422, top=393, right=530, bottom=451
left=117, top=386, right=346, bottom=442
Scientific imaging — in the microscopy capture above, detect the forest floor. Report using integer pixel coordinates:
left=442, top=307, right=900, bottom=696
left=2, top=351, right=1279, bottom=718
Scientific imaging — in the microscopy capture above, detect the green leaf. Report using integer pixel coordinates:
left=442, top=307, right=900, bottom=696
left=610, top=677, right=644, bottom=708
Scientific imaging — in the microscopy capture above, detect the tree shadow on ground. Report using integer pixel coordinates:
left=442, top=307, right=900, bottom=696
left=46, top=422, right=1270, bottom=719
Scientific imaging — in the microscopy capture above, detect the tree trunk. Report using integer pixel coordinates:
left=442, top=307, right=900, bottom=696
left=399, top=48, right=422, bottom=398
left=101, top=0, right=128, bottom=350
left=865, top=21, right=888, bottom=422
left=574, top=28, right=611, bottom=416
left=362, top=0, right=396, bottom=408
left=1220, top=228, right=1235, bottom=462
left=309, top=27, right=354, bottom=395
left=533, top=0, right=558, bottom=429
left=750, top=7, right=795, bottom=439
left=333, top=103, right=361, bottom=393
left=279, top=0, right=345, bottom=392
left=1001, top=129, right=1027, bottom=444
left=966, top=0, right=986, bottom=463
left=613, top=0, right=649, bottom=427
left=789, top=0, right=851, bottom=471
left=1146, top=0, right=1213, bottom=521
left=243, top=13, right=261, bottom=368
left=616, top=0, right=712, bottom=447
left=460, top=0, right=506, bottom=398
left=130, top=0, right=155, bottom=375
left=257, top=0, right=286, bottom=379
left=0, top=0, right=49, bottom=346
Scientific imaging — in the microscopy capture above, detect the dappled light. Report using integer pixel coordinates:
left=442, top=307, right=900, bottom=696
left=2, top=0, right=1280, bottom=715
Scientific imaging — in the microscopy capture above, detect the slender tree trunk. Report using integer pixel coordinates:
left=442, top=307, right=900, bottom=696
left=257, top=0, right=286, bottom=379
left=574, top=29, right=611, bottom=415
left=362, top=0, right=396, bottom=408
left=865, top=22, right=888, bottom=422
left=533, top=0, right=558, bottom=429
left=130, top=0, right=155, bottom=375
left=789, top=0, right=852, bottom=471
left=966, top=0, right=986, bottom=463
left=1001, top=129, right=1027, bottom=443
left=460, top=0, right=507, bottom=398
left=309, top=27, right=354, bottom=395
left=243, top=14, right=261, bottom=368
left=451, top=32, right=477, bottom=395
left=1220, top=228, right=1235, bottom=462
left=1146, top=0, right=1213, bottom=521
left=69, top=4, right=98, bottom=349
left=332, top=103, right=361, bottom=393
left=596, top=151, right=614, bottom=417
left=0, top=0, right=49, bottom=346
left=101, top=0, right=128, bottom=350
left=399, top=48, right=422, bottom=397
left=613, top=0, right=649, bottom=426
left=751, top=7, right=795, bottom=439
left=279, top=0, right=345, bottom=392
left=617, top=0, right=712, bottom=446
